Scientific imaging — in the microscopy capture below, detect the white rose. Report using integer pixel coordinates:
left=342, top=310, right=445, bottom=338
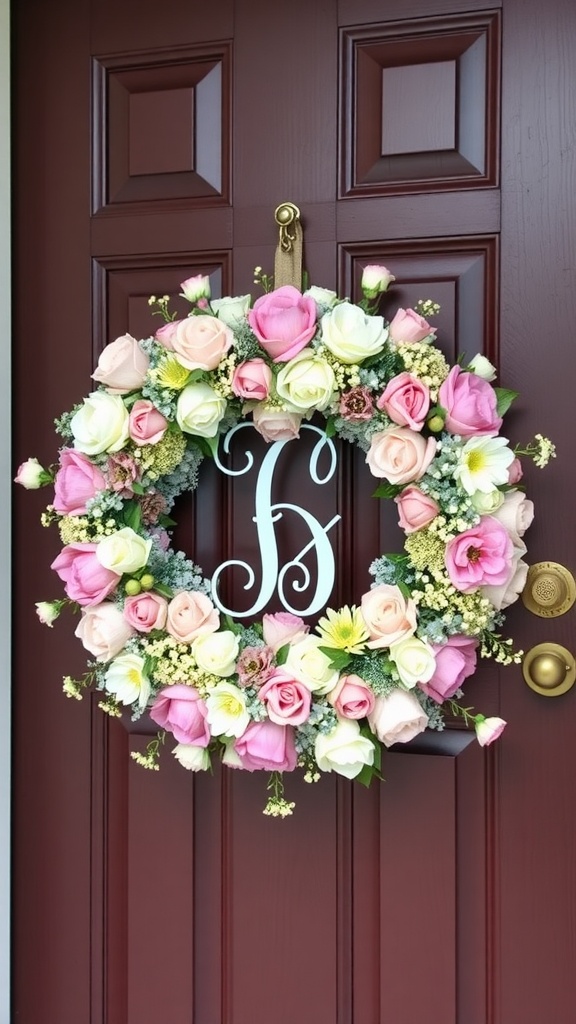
left=205, top=681, right=249, bottom=737
left=320, top=301, right=388, bottom=364
left=490, top=490, right=534, bottom=545
left=176, top=381, right=226, bottom=437
left=389, top=636, right=436, bottom=689
left=104, top=652, right=150, bottom=709
left=471, top=488, right=505, bottom=515
left=192, top=630, right=240, bottom=677
left=303, top=286, right=339, bottom=314
left=75, top=602, right=135, bottom=660
left=368, top=689, right=429, bottom=748
left=172, top=743, right=211, bottom=771
left=285, top=636, right=339, bottom=695
left=467, top=354, right=497, bottom=381
left=14, top=457, right=48, bottom=489
left=35, top=601, right=61, bottom=627
left=96, top=527, right=152, bottom=574
left=361, top=264, right=395, bottom=297
left=314, top=717, right=375, bottom=780
left=482, top=542, right=529, bottom=610
left=276, top=351, right=336, bottom=412
left=222, top=740, right=243, bottom=768
left=210, top=294, right=251, bottom=326
left=71, top=391, right=130, bottom=455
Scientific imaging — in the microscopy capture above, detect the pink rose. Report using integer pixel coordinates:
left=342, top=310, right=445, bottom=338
left=258, top=669, right=312, bottom=726
left=418, top=635, right=478, bottom=703
left=338, top=385, right=374, bottom=422
left=360, top=584, right=417, bottom=649
left=74, top=601, right=135, bottom=660
left=128, top=400, right=168, bottom=446
left=507, top=458, right=523, bottom=484
left=328, top=674, right=375, bottom=719
left=377, top=372, right=430, bottom=430
left=123, top=592, right=168, bottom=632
left=388, top=308, right=435, bottom=345
left=262, top=612, right=309, bottom=653
left=233, top=720, right=297, bottom=772
left=445, top=516, right=514, bottom=592
left=248, top=285, right=317, bottom=362
left=171, top=315, right=233, bottom=371
left=231, top=358, right=272, bottom=401
left=394, top=486, right=439, bottom=533
left=236, top=645, right=275, bottom=687
left=366, top=426, right=436, bottom=484
left=166, top=591, right=220, bottom=642
left=155, top=321, right=177, bottom=350
left=53, top=448, right=106, bottom=516
left=51, top=543, right=120, bottom=606
left=475, top=716, right=506, bottom=746
left=252, top=406, right=302, bottom=443
left=368, top=689, right=429, bottom=747
left=150, top=685, right=210, bottom=746
left=439, top=366, right=502, bottom=437
left=91, top=334, right=149, bottom=394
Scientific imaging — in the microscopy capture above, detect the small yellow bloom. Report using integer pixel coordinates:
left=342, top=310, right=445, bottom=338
left=316, top=605, right=369, bottom=654
left=154, top=355, right=191, bottom=391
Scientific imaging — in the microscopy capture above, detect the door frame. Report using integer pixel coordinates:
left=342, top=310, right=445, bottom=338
left=1, top=0, right=10, bottom=1020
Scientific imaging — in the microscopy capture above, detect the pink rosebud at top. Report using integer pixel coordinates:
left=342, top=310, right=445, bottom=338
left=388, top=308, right=436, bottom=345
left=361, top=264, right=395, bottom=298
left=475, top=716, right=506, bottom=747
left=248, top=285, right=317, bottom=362
left=180, top=274, right=211, bottom=303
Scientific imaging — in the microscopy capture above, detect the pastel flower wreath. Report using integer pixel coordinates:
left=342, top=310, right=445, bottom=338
left=16, top=265, right=555, bottom=816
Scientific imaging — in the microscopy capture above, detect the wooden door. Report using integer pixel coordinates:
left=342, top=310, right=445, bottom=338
left=12, top=0, right=576, bottom=1022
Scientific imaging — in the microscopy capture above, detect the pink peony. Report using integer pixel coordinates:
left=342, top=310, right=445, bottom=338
left=394, top=486, right=439, bottom=533
left=248, top=286, right=317, bottom=362
left=328, top=674, right=375, bottom=720
left=439, top=366, right=502, bottom=437
left=377, top=372, right=430, bottom=431
left=388, top=308, right=435, bottom=345
left=262, top=612, right=309, bottom=653
left=123, top=592, right=168, bottom=633
left=366, top=426, right=436, bottom=484
left=51, top=543, right=120, bottom=606
left=236, top=645, right=275, bottom=687
left=445, top=516, right=514, bottom=592
left=128, top=400, right=169, bottom=446
left=150, top=685, right=210, bottom=746
left=258, top=669, right=312, bottom=726
left=234, top=720, right=297, bottom=772
left=418, top=635, right=478, bottom=703
left=231, top=358, right=272, bottom=401
left=53, top=448, right=106, bottom=516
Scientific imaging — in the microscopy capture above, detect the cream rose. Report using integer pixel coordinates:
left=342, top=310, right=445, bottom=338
left=252, top=407, right=302, bottom=442
left=303, top=285, right=339, bottom=312
left=91, top=334, right=149, bottom=394
left=470, top=489, right=505, bottom=515
left=490, top=491, right=535, bottom=545
left=71, top=391, right=130, bottom=455
left=368, top=689, right=429, bottom=748
left=166, top=591, right=220, bottom=642
left=171, top=315, right=232, bottom=371
left=467, top=354, right=497, bottom=381
left=172, top=743, right=211, bottom=771
left=75, top=602, right=135, bottom=661
left=192, top=630, right=240, bottom=678
left=314, top=718, right=375, bottom=780
left=366, top=427, right=436, bottom=484
left=176, top=382, right=227, bottom=437
left=360, top=584, right=417, bottom=649
left=96, top=527, right=152, bottom=575
left=275, top=351, right=336, bottom=412
left=320, top=301, right=388, bottom=364
left=389, top=636, right=436, bottom=689
left=210, top=294, right=251, bottom=327
left=284, top=636, right=339, bottom=694
left=205, top=681, right=249, bottom=737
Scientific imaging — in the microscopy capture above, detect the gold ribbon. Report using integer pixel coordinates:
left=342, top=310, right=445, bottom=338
left=274, top=203, right=303, bottom=289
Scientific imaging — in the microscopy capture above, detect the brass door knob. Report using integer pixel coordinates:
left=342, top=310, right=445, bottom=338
left=522, top=643, right=576, bottom=696
left=522, top=562, right=576, bottom=617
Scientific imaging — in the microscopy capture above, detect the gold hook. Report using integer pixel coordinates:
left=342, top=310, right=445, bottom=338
left=274, top=202, right=301, bottom=253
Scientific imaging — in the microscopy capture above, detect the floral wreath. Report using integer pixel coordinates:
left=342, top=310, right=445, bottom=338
left=16, top=265, right=555, bottom=816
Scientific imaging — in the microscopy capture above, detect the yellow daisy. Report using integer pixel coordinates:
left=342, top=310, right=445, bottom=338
left=316, top=605, right=369, bottom=654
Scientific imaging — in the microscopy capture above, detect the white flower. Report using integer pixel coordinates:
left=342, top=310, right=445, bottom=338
left=320, top=301, right=388, bottom=364
left=104, top=652, right=150, bottom=709
left=96, top=527, right=152, bottom=575
left=176, top=381, right=227, bottom=437
left=454, top=436, right=515, bottom=495
left=221, top=740, right=244, bottom=768
left=368, top=689, right=429, bottom=748
left=71, top=391, right=130, bottom=455
left=192, top=629, right=240, bottom=677
left=173, top=743, right=211, bottom=771
left=75, top=602, right=135, bottom=660
left=470, top=488, right=505, bottom=514
left=210, top=294, right=251, bottom=326
left=303, top=285, right=339, bottom=313
left=285, top=636, right=339, bottom=695
left=35, top=601, right=61, bottom=627
left=314, top=717, right=375, bottom=780
left=467, top=354, right=497, bottom=381
left=14, top=457, right=47, bottom=489
left=389, top=635, right=436, bottom=689
left=490, top=490, right=534, bottom=545
left=276, top=351, right=336, bottom=412
left=205, top=681, right=250, bottom=737
left=180, top=274, right=211, bottom=302
left=361, top=264, right=395, bottom=297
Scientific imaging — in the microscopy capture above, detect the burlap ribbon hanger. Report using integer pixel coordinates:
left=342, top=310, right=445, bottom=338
left=274, top=203, right=303, bottom=289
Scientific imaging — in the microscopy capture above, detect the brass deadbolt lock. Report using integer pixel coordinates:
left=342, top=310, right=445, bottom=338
left=521, top=562, right=576, bottom=618
left=522, top=643, right=576, bottom=697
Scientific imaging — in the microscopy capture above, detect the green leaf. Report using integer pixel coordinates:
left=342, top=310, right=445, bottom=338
left=153, top=582, right=174, bottom=599
left=494, top=387, right=519, bottom=417
left=318, top=647, right=352, bottom=672
left=222, top=614, right=242, bottom=635
left=324, top=416, right=337, bottom=439
left=130, top=481, right=146, bottom=495
left=275, top=643, right=289, bottom=666
left=122, top=501, right=142, bottom=531
left=158, top=514, right=177, bottom=527
left=372, top=482, right=402, bottom=499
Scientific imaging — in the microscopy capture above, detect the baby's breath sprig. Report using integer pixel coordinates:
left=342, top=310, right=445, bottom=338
left=253, top=266, right=274, bottom=294
left=515, top=434, right=556, bottom=469
left=263, top=771, right=295, bottom=818
left=415, top=298, right=441, bottom=319
left=480, top=631, right=523, bottom=665
left=130, top=731, right=166, bottom=771
left=148, top=294, right=177, bottom=324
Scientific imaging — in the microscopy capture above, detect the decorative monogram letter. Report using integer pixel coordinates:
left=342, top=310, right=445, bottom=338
left=211, top=424, right=340, bottom=617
